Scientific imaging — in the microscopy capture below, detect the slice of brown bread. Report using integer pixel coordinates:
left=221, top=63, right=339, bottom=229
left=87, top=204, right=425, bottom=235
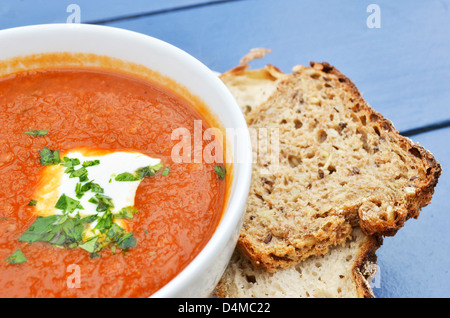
left=215, top=227, right=382, bottom=298
left=220, top=52, right=441, bottom=272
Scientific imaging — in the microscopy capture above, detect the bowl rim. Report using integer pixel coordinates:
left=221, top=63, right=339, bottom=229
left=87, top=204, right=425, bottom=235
left=0, top=23, right=253, bottom=297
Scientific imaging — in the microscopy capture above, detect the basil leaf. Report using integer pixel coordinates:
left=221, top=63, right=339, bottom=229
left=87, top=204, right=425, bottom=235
left=39, top=147, right=61, bottom=165
left=5, top=249, right=27, bottom=264
left=24, top=130, right=48, bottom=136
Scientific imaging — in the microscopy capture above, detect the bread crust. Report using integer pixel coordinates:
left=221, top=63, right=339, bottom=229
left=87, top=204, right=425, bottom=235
left=352, top=234, right=383, bottom=298
left=309, top=62, right=442, bottom=236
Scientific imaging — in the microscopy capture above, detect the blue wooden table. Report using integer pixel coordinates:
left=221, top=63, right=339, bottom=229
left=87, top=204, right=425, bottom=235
left=1, top=0, right=449, bottom=298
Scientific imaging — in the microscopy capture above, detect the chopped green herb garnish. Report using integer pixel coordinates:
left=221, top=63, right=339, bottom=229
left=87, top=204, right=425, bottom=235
left=161, top=167, right=170, bottom=176
left=18, top=206, right=138, bottom=255
left=24, top=130, right=48, bottom=136
left=135, top=166, right=155, bottom=179
left=88, top=197, right=99, bottom=205
left=116, top=163, right=165, bottom=182
left=151, top=162, right=163, bottom=172
left=69, top=167, right=88, bottom=180
left=19, top=215, right=60, bottom=243
left=17, top=154, right=144, bottom=256
left=106, top=223, right=126, bottom=241
left=27, top=200, right=37, bottom=206
left=94, top=193, right=114, bottom=212
left=39, top=147, right=61, bottom=165
left=94, top=209, right=114, bottom=233
left=78, top=236, right=98, bottom=254
left=80, top=181, right=104, bottom=194
left=55, top=194, right=83, bottom=214
left=82, top=160, right=100, bottom=167
left=115, top=172, right=140, bottom=182
left=116, top=232, right=137, bottom=250
left=214, top=165, right=226, bottom=180
left=61, top=157, right=81, bottom=174
left=80, top=214, right=98, bottom=224
left=115, top=206, right=138, bottom=219
left=20, top=214, right=90, bottom=248
left=75, top=183, right=83, bottom=199
left=5, top=249, right=27, bottom=264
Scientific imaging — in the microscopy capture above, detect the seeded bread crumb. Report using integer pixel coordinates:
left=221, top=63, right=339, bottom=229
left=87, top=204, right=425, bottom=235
left=215, top=228, right=382, bottom=298
left=220, top=52, right=441, bottom=272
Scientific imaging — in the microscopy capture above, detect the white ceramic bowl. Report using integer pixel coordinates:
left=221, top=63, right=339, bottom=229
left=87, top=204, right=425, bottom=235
left=0, top=24, right=252, bottom=297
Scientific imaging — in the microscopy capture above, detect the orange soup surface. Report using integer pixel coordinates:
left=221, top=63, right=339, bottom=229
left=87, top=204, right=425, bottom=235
left=0, top=67, right=226, bottom=297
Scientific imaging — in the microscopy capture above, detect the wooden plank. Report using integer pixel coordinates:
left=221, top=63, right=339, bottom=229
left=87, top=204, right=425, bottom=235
left=373, top=127, right=450, bottom=297
left=105, top=0, right=450, bottom=133
left=0, top=0, right=228, bottom=29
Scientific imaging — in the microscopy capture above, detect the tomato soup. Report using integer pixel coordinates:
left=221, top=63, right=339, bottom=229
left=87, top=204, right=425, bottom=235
left=0, top=66, right=227, bottom=297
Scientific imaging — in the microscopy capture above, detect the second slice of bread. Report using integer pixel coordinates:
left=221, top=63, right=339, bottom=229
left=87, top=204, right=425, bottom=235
left=215, top=227, right=381, bottom=298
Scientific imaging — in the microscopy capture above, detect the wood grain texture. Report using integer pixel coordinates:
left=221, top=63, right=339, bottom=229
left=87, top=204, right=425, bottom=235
left=105, top=0, right=450, bottom=133
left=0, top=0, right=448, bottom=298
left=0, top=0, right=229, bottom=28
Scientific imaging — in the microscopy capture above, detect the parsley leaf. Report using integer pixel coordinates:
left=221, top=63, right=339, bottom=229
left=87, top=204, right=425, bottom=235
left=24, top=130, right=48, bottom=136
left=135, top=166, right=155, bottom=179
left=115, top=206, right=138, bottom=219
left=115, top=172, right=140, bottom=182
left=78, top=236, right=98, bottom=254
left=94, top=209, right=114, bottom=233
left=5, top=249, right=27, bottom=264
left=61, top=157, right=81, bottom=174
left=214, top=165, right=226, bottom=180
left=82, top=160, right=100, bottom=167
left=19, top=215, right=60, bottom=243
left=27, top=200, right=37, bottom=206
left=69, top=167, right=88, bottom=181
left=115, top=163, right=165, bottom=181
left=39, top=147, right=61, bottom=165
left=55, top=194, right=83, bottom=214
left=94, top=193, right=114, bottom=212
left=116, top=232, right=137, bottom=250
